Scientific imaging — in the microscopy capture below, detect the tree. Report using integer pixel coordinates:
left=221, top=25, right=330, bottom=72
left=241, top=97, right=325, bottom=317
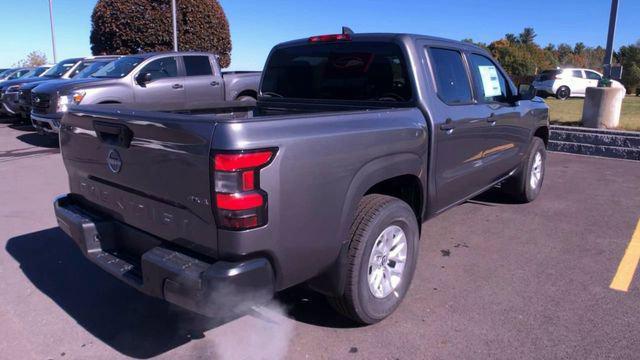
left=619, top=42, right=640, bottom=93
left=90, top=0, right=232, bottom=67
left=13, top=51, right=48, bottom=67
left=518, top=28, right=537, bottom=45
left=574, top=42, right=586, bottom=55
left=505, top=33, right=518, bottom=44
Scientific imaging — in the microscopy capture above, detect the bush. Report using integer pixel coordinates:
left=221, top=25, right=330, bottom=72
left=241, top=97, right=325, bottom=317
left=90, top=0, right=232, bottom=67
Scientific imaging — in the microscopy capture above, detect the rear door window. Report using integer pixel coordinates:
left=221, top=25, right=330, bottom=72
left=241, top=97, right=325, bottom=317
left=140, top=57, right=179, bottom=81
left=585, top=71, right=601, bottom=80
left=468, top=53, right=510, bottom=103
left=428, top=48, right=472, bottom=105
left=572, top=70, right=584, bottom=78
left=183, top=56, right=213, bottom=76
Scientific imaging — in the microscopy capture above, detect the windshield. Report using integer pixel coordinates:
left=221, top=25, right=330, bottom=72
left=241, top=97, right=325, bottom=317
left=33, top=67, right=50, bottom=77
left=18, top=69, right=38, bottom=78
left=92, top=57, right=144, bottom=78
left=42, top=59, right=78, bottom=78
left=75, top=61, right=112, bottom=79
left=261, top=41, right=413, bottom=102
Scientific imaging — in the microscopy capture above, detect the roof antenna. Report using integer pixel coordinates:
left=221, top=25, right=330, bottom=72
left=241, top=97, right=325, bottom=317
left=342, top=26, right=354, bottom=35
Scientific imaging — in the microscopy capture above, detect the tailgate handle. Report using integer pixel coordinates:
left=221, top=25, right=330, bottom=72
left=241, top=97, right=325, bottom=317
left=94, top=121, right=133, bottom=148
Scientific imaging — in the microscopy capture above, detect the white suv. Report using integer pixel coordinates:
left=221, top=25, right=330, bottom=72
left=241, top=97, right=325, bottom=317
left=533, top=68, right=624, bottom=100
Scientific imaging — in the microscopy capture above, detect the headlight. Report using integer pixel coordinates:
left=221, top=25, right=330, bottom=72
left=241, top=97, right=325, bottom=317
left=6, top=85, right=21, bottom=93
left=58, top=91, right=86, bottom=113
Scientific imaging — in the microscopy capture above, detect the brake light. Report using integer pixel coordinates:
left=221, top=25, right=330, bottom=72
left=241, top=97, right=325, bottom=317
left=212, top=149, right=276, bottom=230
left=309, top=34, right=351, bottom=43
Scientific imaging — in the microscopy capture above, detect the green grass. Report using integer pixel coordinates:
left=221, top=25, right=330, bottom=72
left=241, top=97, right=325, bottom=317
left=546, top=95, right=640, bottom=132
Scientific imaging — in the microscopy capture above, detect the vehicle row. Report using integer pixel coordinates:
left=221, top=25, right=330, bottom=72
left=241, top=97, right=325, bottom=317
left=0, top=52, right=261, bottom=134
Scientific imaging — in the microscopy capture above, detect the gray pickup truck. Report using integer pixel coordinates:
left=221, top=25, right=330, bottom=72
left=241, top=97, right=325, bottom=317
left=31, top=52, right=261, bottom=134
left=54, top=32, right=549, bottom=324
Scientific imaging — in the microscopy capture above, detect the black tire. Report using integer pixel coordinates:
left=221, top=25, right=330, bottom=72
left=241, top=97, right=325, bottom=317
left=502, top=137, right=546, bottom=203
left=328, top=194, right=419, bottom=324
left=236, top=95, right=256, bottom=102
left=555, top=86, right=571, bottom=100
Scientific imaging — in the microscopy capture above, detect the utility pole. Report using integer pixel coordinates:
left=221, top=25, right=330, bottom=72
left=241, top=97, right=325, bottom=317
left=48, top=0, right=58, bottom=63
left=172, top=0, right=178, bottom=51
left=603, top=0, right=619, bottom=78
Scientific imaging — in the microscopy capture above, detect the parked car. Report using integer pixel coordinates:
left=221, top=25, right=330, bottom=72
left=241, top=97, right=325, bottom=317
left=54, top=32, right=549, bottom=324
left=31, top=52, right=260, bottom=134
left=0, top=65, right=52, bottom=117
left=0, top=67, right=33, bottom=81
left=20, top=58, right=118, bottom=124
left=533, top=68, right=624, bottom=100
left=0, top=57, right=116, bottom=119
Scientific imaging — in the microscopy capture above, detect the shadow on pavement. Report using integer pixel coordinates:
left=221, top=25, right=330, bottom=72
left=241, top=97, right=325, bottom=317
left=469, top=187, right=523, bottom=206
left=16, top=133, right=59, bottom=149
left=6, top=228, right=225, bottom=359
left=8, top=123, right=35, bottom=132
left=6, top=227, right=359, bottom=358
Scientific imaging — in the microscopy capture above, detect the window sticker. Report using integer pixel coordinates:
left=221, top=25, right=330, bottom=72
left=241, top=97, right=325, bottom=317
left=478, top=65, right=502, bottom=97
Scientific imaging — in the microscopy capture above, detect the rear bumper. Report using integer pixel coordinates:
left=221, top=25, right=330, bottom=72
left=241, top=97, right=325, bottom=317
left=31, top=114, right=61, bottom=134
left=53, top=194, right=275, bottom=317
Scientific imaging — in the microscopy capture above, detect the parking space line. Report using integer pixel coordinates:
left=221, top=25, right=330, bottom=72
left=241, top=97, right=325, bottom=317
left=610, top=219, right=640, bottom=292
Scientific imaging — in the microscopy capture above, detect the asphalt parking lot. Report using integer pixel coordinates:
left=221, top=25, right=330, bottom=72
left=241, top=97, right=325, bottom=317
left=1, top=120, right=640, bottom=360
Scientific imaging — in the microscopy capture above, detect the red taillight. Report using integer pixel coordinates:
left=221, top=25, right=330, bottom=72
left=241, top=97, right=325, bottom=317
left=216, top=193, right=264, bottom=211
left=215, top=151, right=273, bottom=171
left=309, top=34, right=351, bottom=43
left=212, top=149, right=276, bottom=230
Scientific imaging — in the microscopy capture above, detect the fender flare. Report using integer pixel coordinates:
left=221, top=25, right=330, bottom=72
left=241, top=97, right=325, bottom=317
left=308, top=152, right=425, bottom=296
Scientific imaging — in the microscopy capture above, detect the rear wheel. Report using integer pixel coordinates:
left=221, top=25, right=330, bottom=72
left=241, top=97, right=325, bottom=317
left=328, top=194, right=419, bottom=324
left=501, top=137, right=546, bottom=203
left=236, top=95, right=256, bottom=102
left=555, top=86, right=571, bottom=100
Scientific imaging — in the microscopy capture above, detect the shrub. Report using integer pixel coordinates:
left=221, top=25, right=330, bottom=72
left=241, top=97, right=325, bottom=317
left=90, top=0, right=232, bottom=67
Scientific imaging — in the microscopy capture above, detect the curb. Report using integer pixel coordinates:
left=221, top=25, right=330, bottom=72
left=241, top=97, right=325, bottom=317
left=549, top=125, right=640, bottom=161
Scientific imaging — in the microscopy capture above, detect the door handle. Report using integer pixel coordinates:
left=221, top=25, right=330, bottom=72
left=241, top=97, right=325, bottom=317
left=487, top=113, right=497, bottom=125
left=172, top=84, right=184, bottom=89
left=440, top=118, right=455, bottom=134
left=210, top=81, right=220, bottom=87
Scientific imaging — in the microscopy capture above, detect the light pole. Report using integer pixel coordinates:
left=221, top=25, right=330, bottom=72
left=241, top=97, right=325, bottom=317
left=172, top=0, right=178, bottom=51
left=603, top=0, right=619, bottom=78
left=48, top=0, right=57, bottom=63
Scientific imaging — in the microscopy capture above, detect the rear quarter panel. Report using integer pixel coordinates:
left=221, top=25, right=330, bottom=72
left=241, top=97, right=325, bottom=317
left=213, top=108, right=428, bottom=290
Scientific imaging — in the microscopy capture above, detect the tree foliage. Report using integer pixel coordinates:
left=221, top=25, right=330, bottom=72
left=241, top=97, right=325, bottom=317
left=464, top=28, right=639, bottom=93
left=90, top=0, right=232, bottom=67
left=13, top=51, right=48, bottom=67
left=619, top=43, right=640, bottom=94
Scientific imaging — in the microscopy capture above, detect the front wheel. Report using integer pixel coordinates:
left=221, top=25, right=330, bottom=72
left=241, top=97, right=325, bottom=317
left=555, top=86, right=571, bottom=100
left=328, top=194, right=419, bottom=324
left=502, top=137, right=546, bottom=203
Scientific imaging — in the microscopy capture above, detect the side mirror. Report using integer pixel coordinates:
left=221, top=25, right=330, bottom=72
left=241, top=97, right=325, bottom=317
left=517, top=84, right=537, bottom=101
left=136, top=72, right=152, bottom=86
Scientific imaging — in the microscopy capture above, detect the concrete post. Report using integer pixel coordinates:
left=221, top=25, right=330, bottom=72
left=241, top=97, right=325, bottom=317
left=582, top=87, right=626, bottom=129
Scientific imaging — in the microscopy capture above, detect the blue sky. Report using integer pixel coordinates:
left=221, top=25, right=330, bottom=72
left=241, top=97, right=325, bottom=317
left=1, top=0, right=639, bottom=70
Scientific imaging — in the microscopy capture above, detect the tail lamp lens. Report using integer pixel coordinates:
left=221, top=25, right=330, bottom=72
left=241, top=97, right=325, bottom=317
left=212, top=149, right=276, bottom=230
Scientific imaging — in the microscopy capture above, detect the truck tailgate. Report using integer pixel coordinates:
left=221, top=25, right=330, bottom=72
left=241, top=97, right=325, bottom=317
left=59, top=107, right=218, bottom=257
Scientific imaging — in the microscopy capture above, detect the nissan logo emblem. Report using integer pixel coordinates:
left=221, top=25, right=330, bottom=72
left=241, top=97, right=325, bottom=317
left=34, top=97, right=40, bottom=103
left=107, top=149, right=122, bottom=174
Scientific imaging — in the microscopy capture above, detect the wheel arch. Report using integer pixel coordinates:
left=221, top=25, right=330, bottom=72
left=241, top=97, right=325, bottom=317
left=236, top=89, right=257, bottom=100
left=307, top=153, right=425, bottom=297
left=533, top=126, right=550, bottom=147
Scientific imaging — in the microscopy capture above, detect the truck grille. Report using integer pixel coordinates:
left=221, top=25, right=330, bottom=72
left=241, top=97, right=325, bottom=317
left=19, top=89, right=32, bottom=106
left=31, top=92, right=51, bottom=114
